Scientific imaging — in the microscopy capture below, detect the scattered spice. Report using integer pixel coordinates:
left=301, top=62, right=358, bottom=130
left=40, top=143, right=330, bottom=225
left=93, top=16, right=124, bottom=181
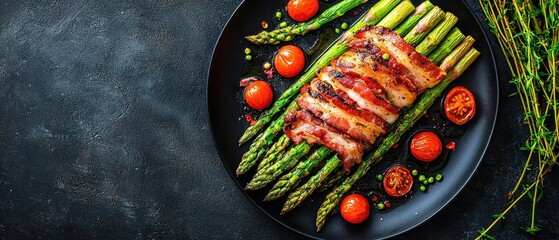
left=264, top=68, right=274, bottom=79
left=244, top=114, right=256, bottom=126
left=445, top=141, right=456, bottom=150
left=239, top=77, right=258, bottom=87
left=384, top=201, right=391, bottom=208
left=261, top=21, right=268, bottom=29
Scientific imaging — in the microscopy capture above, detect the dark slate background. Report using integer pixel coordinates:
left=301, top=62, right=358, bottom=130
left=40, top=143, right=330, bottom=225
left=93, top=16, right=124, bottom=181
left=0, top=0, right=558, bottom=239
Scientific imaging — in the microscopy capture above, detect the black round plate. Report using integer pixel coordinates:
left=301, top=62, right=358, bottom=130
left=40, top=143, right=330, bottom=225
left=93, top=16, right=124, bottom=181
left=207, top=0, right=498, bottom=239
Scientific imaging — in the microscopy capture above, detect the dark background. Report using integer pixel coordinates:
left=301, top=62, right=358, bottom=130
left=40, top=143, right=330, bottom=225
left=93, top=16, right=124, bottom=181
left=0, top=0, right=557, bottom=239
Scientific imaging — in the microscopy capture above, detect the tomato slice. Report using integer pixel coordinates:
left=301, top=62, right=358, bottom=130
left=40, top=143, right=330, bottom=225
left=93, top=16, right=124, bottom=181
left=244, top=80, right=273, bottom=110
left=383, top=165, right=413, bottom=197
left=340, top=193, right=370, bottom=224
left=444, top=86, right=476, bottom=125
left=274, top=45, right=305, bottom=78
left=409, top=131, right=442, bottom=162
left=287, top=0, right=320, bottom=22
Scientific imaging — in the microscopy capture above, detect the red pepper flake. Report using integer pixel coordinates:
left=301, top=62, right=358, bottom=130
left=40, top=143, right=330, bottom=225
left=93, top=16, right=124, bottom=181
left=392, top=142, right=399, bottom=148
left=261, top=21, right=269, bottom=29
left=353, top=10, right=360, bottom=16
left=239, top=77, right=258, bottom=87
left=445, top=141, right=456, bottom=150
left=264, top=68, right=274, bottom=79
left=371, top=195, right=379, bottom=202
left=244, top=114, right=256, bottom=126
left=384, top=201, right=391, bottom=208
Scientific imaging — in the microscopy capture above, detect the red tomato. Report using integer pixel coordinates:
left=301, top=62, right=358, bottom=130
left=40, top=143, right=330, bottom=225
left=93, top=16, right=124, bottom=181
left=340, top=193, right=370, bottom=224
left=444, top=86, right=476, bottom=125
left=410, top=131, right=442, bottom=162
left=287, top=0, right=320, bottom=22
left=383, top=165, right=413, bottom=197
left=244, top=80, right=273, bottom=110
left=274, top=45, right=305, bottom=78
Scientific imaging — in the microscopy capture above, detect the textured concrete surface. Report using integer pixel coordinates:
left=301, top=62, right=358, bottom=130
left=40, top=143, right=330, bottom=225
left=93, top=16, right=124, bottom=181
left=0, top=0, right=557, bottom=239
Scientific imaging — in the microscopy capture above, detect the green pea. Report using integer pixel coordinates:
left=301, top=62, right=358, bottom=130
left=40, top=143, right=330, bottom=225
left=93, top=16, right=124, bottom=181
left=377, top=203, right=385, bottom=210
left=382, top=53, right=390, bottom=60
left=428, top=176, right=435, bottom=184
left=420, top=185, right=426, bottom=192
left=377, top=174, right=383, bottom=181
left=279, top=21, right=287, bottom=28
left=341, top=22, right=349, bottom=30
left=418, top=175, right=426, bottom=182
left=411, top=169, right=418, bottom=176
left=436, top=173, right=443, bottom=182
left=423, top=180, right=429, bottom=185
left=263, top=62, right=271, bottom=69
left=275, top=11, right=282, bottom=19
left=335, top=28, right=341, bottom=34
left=245, top=55, right=252, bottom=61
left=244, top=48, right=251, bottom=55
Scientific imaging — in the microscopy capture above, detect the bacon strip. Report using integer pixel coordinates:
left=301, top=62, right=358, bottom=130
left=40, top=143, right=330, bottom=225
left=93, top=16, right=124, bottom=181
left=318, top=66, right=400, bottom=124
left=283, top=109, right=363, bottom=171
left=297, top=82, right=387, bottom=144
left=335, top=50, right=418, bottom=108
left=353, top=26, right=446, bottom=91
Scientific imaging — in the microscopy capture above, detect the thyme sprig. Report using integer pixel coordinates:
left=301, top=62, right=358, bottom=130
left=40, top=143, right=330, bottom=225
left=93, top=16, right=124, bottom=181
left=477, top=0, right=558, bottom=238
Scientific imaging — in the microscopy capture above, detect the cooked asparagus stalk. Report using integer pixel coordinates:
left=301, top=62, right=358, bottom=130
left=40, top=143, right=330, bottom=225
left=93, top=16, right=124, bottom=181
left=428, top=27, right=465, bottom=64
left=318, top=166, right=347, bottom=193
left=315, top=46, right=481, bottom=231
left=376, top=1, right=416, bottom=28
left=245, top=142, right=311, bottom=190
left=236, top=101, right=299, bottom=175
left=264, top=146, right=332, bottom=201
left=257, top=134, right=291, bottom=171
left=238, top=0, right=405, bottom=144
left=281, top=155, right=341, bottom=214
left=415, top=12, right=458, bottom=55
left=440, top=36, right=475, bottom=72
left=394, top=1, right=434, bottom=36
left=403, top=6, right=445, bottom=46
left=245, top=0, right=368, bottom=45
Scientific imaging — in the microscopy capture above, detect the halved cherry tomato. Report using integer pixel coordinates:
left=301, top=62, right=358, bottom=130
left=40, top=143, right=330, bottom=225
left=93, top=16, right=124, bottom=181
left=274, top=45, right=305, bottom=78
left=340, top=193, right=370, bottom=224
left=383, top=165, right=413, bottom=197
left=287, top=0, right=320, bottom=22
left=444, top=86, right=476, bottom=125
left=244, top=80, right=273, bottom=110
left=410, top=131, right=442, bottom=162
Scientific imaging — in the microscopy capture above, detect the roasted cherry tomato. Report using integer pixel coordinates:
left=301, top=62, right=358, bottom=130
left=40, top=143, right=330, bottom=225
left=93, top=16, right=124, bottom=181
left=410, top=131, right=442, bottom=162
left=444, top=86, right=476, bottom=125
left=340, top=193, right=370, bottom=224
left=244, top=80, right=273, bottom=110
left=287, top=0, right=320, bottom=22
left=383, top=165, right=413, bottom=197
left=274, top=45, right=306, bottom=78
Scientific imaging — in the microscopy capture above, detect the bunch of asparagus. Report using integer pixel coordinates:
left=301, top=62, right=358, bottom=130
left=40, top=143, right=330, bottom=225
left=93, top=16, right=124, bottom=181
left=237, top=0, right=480, bottom=232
